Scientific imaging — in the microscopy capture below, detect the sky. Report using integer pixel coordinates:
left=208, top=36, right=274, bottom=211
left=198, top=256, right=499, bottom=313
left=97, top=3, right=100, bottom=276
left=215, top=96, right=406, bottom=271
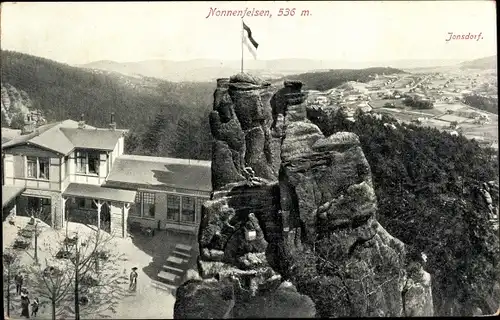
left=1, top=1, right=497, bottom=65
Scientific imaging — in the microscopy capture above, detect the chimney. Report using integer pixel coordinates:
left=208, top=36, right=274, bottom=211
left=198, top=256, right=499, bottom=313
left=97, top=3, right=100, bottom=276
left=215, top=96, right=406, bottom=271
left=78, top=113, right=86, bottom=129
left=109, top=112, right=117, bottom=131
left=21, top=114, right=36, bottom=135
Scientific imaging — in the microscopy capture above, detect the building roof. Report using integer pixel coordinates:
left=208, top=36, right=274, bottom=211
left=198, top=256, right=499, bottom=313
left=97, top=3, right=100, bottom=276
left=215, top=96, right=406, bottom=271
left=105, top=154, right=212, bottom=192
left=60, top=128, right=124, bottom=150
left=63, top=183, right=137, bottom=203
left=1, top=120, right=126, bottom=155
left=1, top=128, right=21, bottom=144
left=2, top=185, right=25, bottom=208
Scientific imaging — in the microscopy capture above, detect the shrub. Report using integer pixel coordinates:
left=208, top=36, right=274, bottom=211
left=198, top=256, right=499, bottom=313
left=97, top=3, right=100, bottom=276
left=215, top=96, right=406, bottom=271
left=63, top=236, right=78, bottom=247
left=18, top=228, right=34, bottom=238
left=80, top=274, right=99, bottom=287
left=55, top=249, right=73, bottom=260
left=13, top=237, right=30, bottom=249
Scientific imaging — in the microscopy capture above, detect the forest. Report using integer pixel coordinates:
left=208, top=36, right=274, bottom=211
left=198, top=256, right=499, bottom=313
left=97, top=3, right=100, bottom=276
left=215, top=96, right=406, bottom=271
left=403, top=95, right=434, bottom=109
left=304, top=108, right=499, bottom=316
left=463, top=94, right=498, bottom=115
left=1, top=50, right=215, bottom=160
left=286, top=67, right=405, bottom=91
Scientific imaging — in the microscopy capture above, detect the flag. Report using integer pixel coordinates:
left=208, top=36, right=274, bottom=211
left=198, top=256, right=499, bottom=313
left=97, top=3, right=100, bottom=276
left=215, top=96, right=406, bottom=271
left=242, top=20, right=258, bottom=59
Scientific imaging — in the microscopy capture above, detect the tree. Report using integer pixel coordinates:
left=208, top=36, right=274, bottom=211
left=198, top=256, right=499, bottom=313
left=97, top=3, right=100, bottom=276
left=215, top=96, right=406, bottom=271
left=26, top=230, right=128, bottom=319
left=173, top=110, right=212, bottom=160
left=27, top=260, right=74, bottom=320
left=3, top=250, right=20, bottom=317
left=10, top=112, right=26, bottom=129
left=63, top=230, right=128, bottom=319
left=26, top=207, right=48, bottom=264
left=124, top=131, right=141, bottom=154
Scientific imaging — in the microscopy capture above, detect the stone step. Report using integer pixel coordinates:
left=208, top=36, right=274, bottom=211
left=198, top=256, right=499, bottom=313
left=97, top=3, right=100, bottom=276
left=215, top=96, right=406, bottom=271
left=173, top=250, right=191, bottom=259
left=157, top=271, right=179, bottom=284
left=166, top=256, right=187, bottom=266
left=163, top=265, right=184, bottom=275
left=175, top=243, right=192, bottom=253
left=151, top=279, right=177, bottom=293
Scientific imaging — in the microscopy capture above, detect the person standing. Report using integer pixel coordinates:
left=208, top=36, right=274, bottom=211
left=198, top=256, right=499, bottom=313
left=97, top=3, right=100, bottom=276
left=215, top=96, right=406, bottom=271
left=15, top=272, right=24, bottom=295
left=129, top=267, right=138, bottom=292
left=31, top=298, right=39, bottom=318
left=20, top=292, right=30, bottom=318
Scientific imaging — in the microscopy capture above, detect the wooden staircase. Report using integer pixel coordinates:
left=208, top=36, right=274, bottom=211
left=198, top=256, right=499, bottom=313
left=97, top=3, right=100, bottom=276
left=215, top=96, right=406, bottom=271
left=154, top=244, right=193, bottom=292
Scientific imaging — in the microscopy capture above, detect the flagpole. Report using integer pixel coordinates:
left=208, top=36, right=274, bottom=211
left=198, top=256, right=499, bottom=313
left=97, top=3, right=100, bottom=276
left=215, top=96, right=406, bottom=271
left=241, top=19, right=244, bottom=73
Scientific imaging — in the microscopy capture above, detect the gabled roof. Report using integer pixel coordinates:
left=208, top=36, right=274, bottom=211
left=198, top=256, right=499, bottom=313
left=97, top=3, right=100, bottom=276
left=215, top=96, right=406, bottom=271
left=60, top=128, right=124, bottom=151
left=105, top=154, right=212, bottom=192
left=1, top=119, right=125, bottom=155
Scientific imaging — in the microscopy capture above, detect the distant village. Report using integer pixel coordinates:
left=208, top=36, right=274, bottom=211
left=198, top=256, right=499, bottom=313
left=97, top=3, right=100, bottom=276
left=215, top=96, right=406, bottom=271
left=307, top=70, right=498, bottom=150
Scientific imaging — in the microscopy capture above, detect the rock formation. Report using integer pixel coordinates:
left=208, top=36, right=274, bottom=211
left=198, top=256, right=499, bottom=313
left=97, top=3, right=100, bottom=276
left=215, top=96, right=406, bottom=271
left=210, top=74, right=279, bottom=189
left=174, top=74, right=434, bottom=318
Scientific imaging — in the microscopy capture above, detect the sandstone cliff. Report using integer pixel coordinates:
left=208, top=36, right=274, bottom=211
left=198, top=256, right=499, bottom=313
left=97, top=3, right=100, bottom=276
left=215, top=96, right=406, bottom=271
left=1, top=83, right=32, bottom=126
left=174, top=74, right=434, bottom=318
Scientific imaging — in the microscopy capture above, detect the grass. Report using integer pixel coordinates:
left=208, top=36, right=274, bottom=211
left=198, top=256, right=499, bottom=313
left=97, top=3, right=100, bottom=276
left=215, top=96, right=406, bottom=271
left=369, top=99, right=405, bottom=109
left=438, top=114, right=469, bottom=123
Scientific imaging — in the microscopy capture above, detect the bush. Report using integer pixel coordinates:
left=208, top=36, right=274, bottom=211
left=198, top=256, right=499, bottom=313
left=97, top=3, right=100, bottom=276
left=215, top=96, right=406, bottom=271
left=80, top=274, right=99, bottom=287
left=13, top=237, right=30, bottom=249
left=55, top=249, right=73, bottom=260
left=79, top=296, right=89, bottom=306
left=43, top=266, right=63, bottom=277
left=24, top=224, right=36, bottom=232
left=63, top=236, right=78, bottom=246
left=91, top=250, right=110, bottom=261
left=18, top=228, right=34, bottom=238
left=403, top=96, right=434, bottom=109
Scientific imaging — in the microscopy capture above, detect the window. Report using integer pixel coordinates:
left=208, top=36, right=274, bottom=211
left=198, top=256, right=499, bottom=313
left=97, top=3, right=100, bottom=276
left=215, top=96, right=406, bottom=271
left=76, top=152, right=87, bottom=173
left=167, top=195, right=180, bottom=221
left=130, top=193, right=141, bottom=216
left=142, top=192, right=155, bottom=218
left=76, top=198, right=98, bottom=210
left=131, top=192, right=155, bottom=218
left=28, top=196, right=39, bottom=210
left=181, top=196, right=195, bottom=223
left=65, top=156, right=70, bottom=176
left=39, top=158, right=49, bottom=179
left=26, top=157, right=50, bottom=180
left=27, top=157, right=37, bottom=178
left=77, top=197, right=86, bottom=209
left=197, top=198, right=203, bottom=222
left=75, top=151, right=101, bottom=175
left=88, top=152, right=100, bottom=174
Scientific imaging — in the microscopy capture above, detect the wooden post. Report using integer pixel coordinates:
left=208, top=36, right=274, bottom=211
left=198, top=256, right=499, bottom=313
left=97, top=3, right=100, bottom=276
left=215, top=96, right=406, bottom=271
left=123, top=203, right=131, bottom=238
left=34, top=220, right=38, bottom=264
left=62, top=197, right=68, bottom=229
left=93, top=199, right=103, bottom=231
